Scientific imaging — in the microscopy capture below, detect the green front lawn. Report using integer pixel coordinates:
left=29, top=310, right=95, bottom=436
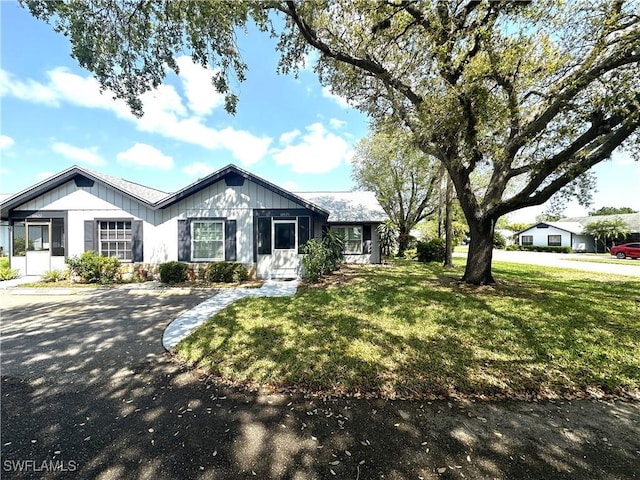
left=176, top=259, right=640, bottom=399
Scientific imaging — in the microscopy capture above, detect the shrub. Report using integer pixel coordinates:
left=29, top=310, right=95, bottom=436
left=506, top=244, right=520, bottom=251
left=416, top=238, right=446, bottom=263
left=41, top=269, right=67, bottom=283
left=66, top=251, right=121, bottom=284
left=159, top=261, right=188, bottom=284
left=301, top=239, right=328, bottom=281
left=0, top=265, right=19, bottom=281
left=205, top=262, right=248, bottom=283
left=520, top=245, right=572, bottom=253
left=493, top=232, right=507, bottom=249
left=322, top=230, right=345, bottom=272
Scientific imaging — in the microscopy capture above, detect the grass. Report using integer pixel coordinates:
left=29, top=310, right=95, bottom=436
left=176, top=259, right=640, bottom=399
left=562, top=256, right=640, bottom=266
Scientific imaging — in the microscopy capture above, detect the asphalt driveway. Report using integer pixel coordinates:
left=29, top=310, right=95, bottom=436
left=1, top=289, right=639, bottom=479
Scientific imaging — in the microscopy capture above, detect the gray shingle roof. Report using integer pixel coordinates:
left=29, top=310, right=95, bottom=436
left=295, top=191, right=388, bottom=223
left=81, top=167, right=169, bottom=204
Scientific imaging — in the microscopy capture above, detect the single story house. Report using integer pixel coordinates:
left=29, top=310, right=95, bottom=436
left=0, top=164, right=387, bottom=279
left=516, top=213, right=640, bottom=252
left=517, top=222, right=594, bottom=251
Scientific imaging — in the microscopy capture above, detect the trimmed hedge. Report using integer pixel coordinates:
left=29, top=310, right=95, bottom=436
left=416, top=238, right=446, bottom=263
left=519, top=245, right=572, bottom=253
left=159, top=261, right=188, bottom=284
left=205, top=262, right=248, bottom=283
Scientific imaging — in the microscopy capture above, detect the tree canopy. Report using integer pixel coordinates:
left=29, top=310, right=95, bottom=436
left=589, top=206, right=638, bottom=216
left=352, top=126, right=439, bottom=255
left=583, top=218, right=631, bottom=252
left=22, top=0, right=640, bottom=284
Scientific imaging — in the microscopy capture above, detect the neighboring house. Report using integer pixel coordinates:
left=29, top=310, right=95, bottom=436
left=516, top=213, right=640, bottom=252
left=0, top=164, right=387, bottom=278
left=517, top=222, right=594, bottom=251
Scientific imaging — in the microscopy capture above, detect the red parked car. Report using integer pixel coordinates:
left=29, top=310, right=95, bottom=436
left=610, top=243, right=640, bottom=259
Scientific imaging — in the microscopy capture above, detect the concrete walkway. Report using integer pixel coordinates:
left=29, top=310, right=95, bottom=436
left=162, top=279, right=299, bottom=350
left=0, top=275, right=40, bottom=289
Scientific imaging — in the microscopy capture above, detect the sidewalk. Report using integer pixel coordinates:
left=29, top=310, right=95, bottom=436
left=162, top=279, right=299, bottom=350
left=0, top=275, right=40, bottom=290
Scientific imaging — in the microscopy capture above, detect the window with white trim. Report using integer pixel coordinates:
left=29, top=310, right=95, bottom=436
left=191, top=221, right=224, bottom=261
left=521, top=235, right=533, bottom=246
left=99, top=221, right=132, bottom=260
left=332, top=226, right=363, bottom=254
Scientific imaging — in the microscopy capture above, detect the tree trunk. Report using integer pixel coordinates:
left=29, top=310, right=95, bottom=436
left=443, top=176, right=454, bottom=268
left=462, top=218, right=495, bottom=285
left=397, top=227, right=410, bottom=257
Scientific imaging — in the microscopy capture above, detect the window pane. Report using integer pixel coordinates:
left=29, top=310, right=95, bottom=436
left=27, top=225, right=49, bottom=251
left=192, top=221, right=224, bottom=260
left=274, top=222, right=296, bottom=249
left=98, top=220, right=132, bottom=261
left=52, top=218, right=65, bottom=256
left=12, top=223, right=26, bottom=256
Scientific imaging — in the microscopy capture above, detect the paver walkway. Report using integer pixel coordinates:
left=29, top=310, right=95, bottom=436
left=162, top=279, right=299, bottom=350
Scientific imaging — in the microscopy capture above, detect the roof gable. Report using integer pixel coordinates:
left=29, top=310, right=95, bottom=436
left=155, top=164, right=329, bottom=216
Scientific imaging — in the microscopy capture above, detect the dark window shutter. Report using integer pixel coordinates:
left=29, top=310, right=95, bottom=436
left=363, top=224, right=372, bottom=254
left=84, top=220, right=95, bottom=252
left=177, top=219, right=190, bottom=261
left=298, top=216, right=310, bottom=253
left=132, top=220, right=144, bottom=262
left=257, top=217, right=271, bottom=255
left=225, top=220, right=237, bottom=261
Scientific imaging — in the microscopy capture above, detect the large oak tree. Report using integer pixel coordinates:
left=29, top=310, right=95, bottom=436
left=23, top=0, right=640, bottom=284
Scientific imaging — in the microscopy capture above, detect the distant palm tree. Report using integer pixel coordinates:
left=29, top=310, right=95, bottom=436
left=584, top=218, right=630, bottom=253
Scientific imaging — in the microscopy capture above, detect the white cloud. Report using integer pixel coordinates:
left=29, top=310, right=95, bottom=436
left=52, top=142, right=105, bottom=166
left=329, top=118, right=347, bottom=129
left=175, top=56, right=224, bottom=117
left=0, top=134, right=14, bottom=150
left=279, top=129, right=301, bottom=145
left=321, top=86, right=350, bottom=108
left=182, top=162, right=214, bottom=177
left=272, top=122, right=353, bottom=174
left=116, top=143, right=174, bottom=170
left=36, top=172, right=55, bottom=181
left=0, top=65, right=272, bottom=166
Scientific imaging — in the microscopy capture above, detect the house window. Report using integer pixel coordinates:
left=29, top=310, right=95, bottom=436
left=99, top=221, right=132, bottom=260
left=333, top=226, right=363, bottom=254
left=12, top=222, right=26, bottom=256
left=548, top=235, right=562, bottom=247
left=521, top=235, right=533, bottom=246
left=191, top=221, right=224, bottom=261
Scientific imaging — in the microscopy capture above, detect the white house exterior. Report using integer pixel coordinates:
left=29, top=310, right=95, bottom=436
left=517, top=222, right=595, bottom=251
left=0, top=165, right=387, bottom=278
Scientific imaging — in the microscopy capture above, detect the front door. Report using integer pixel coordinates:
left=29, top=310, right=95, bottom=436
left=26, top=223, right=51, bottom=276
left=272, top=219, right=298, bottom=278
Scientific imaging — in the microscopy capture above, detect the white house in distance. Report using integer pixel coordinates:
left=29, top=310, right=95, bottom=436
left=0, top=164, right=387, bottom=278
left=516, top=213, right=640, bottom=252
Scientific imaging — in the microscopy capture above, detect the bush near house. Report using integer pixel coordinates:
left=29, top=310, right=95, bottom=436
left=159, top=261, right=189, bottom=284
left=66, top=251, right=121, bottom=284
left=0, top=257, right=19, bottom=281
left=520, top=246, right=572, bottom=253
left=416, top=238, right=445, bottom=263
left=204, top=262, right=248, bottom=283
left=41, top=269, right=67, bottom=283
left=301, top=231, right=345, bottom=281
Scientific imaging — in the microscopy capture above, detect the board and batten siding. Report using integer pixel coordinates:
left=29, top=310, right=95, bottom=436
left=166, top=178, right=304, bottom=265
left=13, top=180, right=162, bottom=262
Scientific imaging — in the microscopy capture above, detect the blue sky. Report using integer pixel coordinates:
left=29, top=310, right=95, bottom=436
left=1, top=2, right=638, bottom=222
